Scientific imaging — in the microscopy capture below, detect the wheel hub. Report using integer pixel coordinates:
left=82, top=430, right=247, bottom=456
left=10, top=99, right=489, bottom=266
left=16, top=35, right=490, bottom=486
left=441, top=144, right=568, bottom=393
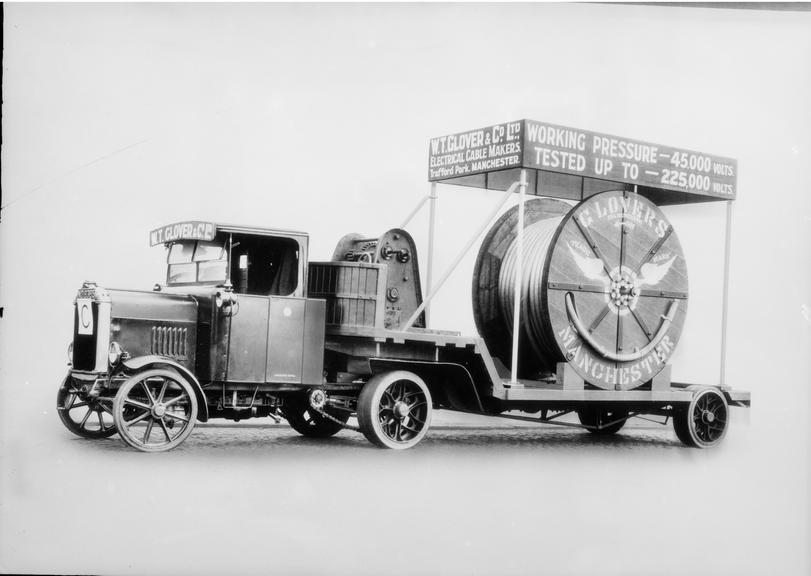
left=152, top=404, right=167, bottom=418
left=308, top=389, right=327, bottom=410
left=701, top=410, right=715, bottom=424
left=393, top=401, right=410, bottom=419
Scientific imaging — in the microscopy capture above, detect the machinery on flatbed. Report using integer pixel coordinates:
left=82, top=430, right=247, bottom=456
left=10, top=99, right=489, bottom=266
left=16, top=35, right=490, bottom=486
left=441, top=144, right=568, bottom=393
left=58, top=119, right=750, bottom=451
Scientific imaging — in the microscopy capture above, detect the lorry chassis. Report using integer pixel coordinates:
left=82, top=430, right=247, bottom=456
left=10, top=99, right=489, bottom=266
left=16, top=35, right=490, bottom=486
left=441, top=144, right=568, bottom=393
left=59, top=344, right=746, bottom=451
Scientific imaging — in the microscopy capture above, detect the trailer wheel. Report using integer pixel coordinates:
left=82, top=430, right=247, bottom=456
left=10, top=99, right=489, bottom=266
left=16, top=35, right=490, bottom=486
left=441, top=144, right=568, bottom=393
left=357, top=371, right=432, bottom=449
left=113, top=368, right=197, bottom=452
left=577, top=408, right=628, bottom=435
left=673, top=388, right=728, bottom=448
left=282, top=398, right=349, bottom=438
left=57, top=374, right=117, bottom=439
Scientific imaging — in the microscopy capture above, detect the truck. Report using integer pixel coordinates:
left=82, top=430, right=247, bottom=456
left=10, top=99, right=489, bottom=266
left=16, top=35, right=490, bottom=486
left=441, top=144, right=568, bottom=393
left=58, top=120, right=751, bottom=452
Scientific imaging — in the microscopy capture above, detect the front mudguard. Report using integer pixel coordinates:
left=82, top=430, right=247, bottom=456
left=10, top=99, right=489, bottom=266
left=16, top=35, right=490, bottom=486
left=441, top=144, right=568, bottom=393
left=121, top=355, right=209, bottom=422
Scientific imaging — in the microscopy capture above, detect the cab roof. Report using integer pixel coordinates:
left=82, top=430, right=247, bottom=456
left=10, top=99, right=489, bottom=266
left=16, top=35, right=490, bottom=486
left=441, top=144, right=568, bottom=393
left=149, top=221, right=308, bottom=247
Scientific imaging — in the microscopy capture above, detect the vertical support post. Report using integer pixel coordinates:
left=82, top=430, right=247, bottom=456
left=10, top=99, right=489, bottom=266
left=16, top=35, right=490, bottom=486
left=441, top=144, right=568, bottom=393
left=510, top=169, right=529, bottom=386
left=719, top=200, right=734, bottom=387
left=426, top=183, right=438, bottom=327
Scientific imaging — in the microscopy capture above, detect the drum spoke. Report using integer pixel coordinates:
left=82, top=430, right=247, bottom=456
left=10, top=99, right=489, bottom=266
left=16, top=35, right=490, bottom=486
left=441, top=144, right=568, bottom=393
left=588, top=305, right=611, bottom=333
left=634, top=226, right=673, bottom=273
left=573, top=217, right=613, bottom=277
left=629, top=307, right=653, bottom=341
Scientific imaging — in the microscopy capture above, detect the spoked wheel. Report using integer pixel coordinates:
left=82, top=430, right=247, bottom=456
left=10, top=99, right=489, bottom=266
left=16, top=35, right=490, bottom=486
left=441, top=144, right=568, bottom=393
left=577, top=407, right=628, bottom=435
left=57, top=374, right=117, bottom=439
left=282, top=396, right=349, bottom=438
left=673, top=387, right=729, bottom=448
left=357, top=371, right=432, bottom=450
left=113, top=369, right=198, bottom=452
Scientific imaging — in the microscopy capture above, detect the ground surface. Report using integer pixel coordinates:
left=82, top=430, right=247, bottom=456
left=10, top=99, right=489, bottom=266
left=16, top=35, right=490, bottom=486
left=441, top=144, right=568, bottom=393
left=3, top=409, right=807, bottom=576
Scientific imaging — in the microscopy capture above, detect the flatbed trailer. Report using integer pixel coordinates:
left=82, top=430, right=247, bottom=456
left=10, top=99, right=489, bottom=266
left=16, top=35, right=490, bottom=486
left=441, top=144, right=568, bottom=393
left=314, top=307, right=749, bottom=446
left=325, top=326, right=751, bottom=406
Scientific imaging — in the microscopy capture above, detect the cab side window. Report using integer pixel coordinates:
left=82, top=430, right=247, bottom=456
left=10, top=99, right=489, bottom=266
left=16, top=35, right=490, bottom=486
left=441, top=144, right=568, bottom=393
left=231, top=235, right=299, bottom=296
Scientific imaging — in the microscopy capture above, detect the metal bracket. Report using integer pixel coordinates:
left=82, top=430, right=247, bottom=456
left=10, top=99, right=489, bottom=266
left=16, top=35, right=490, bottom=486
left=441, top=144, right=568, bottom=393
left=651, top=364, right=672, bottom=391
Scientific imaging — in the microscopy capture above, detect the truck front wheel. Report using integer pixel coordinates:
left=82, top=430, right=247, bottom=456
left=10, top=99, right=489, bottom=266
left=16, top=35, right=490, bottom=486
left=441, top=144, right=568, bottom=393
left=112, top=368, right=198, bottom=452
left=357, top=371, right=432, bottom=449
left=57, top=374, right=117, bottom=439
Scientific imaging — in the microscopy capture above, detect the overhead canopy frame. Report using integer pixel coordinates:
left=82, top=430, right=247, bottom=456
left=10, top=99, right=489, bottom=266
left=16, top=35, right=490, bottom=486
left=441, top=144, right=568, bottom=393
left=416, top=119, right=738, bottom=387
left=428, top=119, right=737, bottom=205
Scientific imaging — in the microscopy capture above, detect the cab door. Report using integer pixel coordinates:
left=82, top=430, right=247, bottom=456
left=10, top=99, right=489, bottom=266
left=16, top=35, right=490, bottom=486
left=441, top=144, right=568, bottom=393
left=266, top=296, right=325, bottom=385
left=225, top=295, right=269, bottom=383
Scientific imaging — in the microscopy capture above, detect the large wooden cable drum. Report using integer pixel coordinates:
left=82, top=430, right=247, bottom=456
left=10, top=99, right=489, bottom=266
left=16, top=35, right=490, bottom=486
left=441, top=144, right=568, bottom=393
left=473, top=190, right=688, bottom=391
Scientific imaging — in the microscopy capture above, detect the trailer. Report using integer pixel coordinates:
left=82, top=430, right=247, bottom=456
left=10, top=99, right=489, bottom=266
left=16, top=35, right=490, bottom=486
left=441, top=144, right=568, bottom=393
left=57, top=119, right=750, bottom=451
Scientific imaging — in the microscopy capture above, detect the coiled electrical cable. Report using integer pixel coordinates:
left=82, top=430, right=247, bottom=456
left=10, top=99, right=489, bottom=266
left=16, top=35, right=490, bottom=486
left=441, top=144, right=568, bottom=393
left=498, top=216, right=563, bottom=369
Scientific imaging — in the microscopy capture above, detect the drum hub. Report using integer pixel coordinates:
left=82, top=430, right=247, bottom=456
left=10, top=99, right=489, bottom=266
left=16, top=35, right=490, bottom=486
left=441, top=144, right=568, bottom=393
left=609, top=267, right=640, bottom=311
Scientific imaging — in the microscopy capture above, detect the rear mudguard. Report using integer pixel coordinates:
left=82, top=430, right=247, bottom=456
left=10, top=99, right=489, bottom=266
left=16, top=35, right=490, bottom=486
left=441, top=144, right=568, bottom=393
left=121, top=355, right=209, bottom=422
left=369, top=358, right=483, bottom=412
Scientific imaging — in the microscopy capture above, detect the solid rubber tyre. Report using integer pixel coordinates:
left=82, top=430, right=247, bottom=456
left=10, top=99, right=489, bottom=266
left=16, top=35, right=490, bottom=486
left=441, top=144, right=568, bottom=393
left=672, top=405, right=692, bottom=445
left=673, top=387, right=729, bottom=448
left=577, top=407, right=628, bottom=435
left=113, top=368, right=198, bottom=452
left=357, top=371, right=432, bottom=450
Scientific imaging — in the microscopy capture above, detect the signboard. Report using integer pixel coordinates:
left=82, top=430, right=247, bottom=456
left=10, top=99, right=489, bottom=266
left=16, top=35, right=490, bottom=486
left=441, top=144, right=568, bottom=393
left=428, top=119, right=737, bottom=201
left=429, top=121, right=524, bottom=181
left=76, top=298, right=94, bottom=335
left=149, top=221, right=217, bottom=246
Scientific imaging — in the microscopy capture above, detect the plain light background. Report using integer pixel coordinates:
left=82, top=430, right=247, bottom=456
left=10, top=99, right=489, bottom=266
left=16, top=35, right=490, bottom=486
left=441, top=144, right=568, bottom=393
left=1, top=3, right=810, bottom=575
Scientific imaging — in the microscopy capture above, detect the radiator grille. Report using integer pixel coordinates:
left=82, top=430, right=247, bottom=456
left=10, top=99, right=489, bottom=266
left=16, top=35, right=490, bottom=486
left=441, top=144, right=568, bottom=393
left=72, top=302, right=100, bottom=370
left=77, top=287, right=97, bottom=299
left=151, top=326, right=188, bottom=359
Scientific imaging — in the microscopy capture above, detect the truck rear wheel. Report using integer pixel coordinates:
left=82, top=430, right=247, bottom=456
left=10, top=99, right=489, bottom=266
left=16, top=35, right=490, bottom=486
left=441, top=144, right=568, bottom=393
left=357, top=371, right=432, bottom=449
left=113, top=368, right=197, bottom=452
left=282, top=397, right=349, bottom=438
left=577, top=407, right=628, bottom=435
left=673, top=387, right=729, bottom=448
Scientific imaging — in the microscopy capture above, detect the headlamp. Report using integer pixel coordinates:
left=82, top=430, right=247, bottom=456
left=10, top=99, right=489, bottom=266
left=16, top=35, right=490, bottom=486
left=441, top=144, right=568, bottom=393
left=108, top=341, right=123, bottom=366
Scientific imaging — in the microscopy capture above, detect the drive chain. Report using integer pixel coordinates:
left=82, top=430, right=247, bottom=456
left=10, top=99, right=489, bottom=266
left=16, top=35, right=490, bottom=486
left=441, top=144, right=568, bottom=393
left=313, top=404, right=361, bottom=432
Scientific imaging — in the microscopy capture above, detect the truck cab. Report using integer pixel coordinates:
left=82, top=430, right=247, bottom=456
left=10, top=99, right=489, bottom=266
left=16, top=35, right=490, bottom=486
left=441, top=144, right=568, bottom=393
left=60, top=221, right=333, bottom=451
left=157, top=223, right=325, bottom=388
